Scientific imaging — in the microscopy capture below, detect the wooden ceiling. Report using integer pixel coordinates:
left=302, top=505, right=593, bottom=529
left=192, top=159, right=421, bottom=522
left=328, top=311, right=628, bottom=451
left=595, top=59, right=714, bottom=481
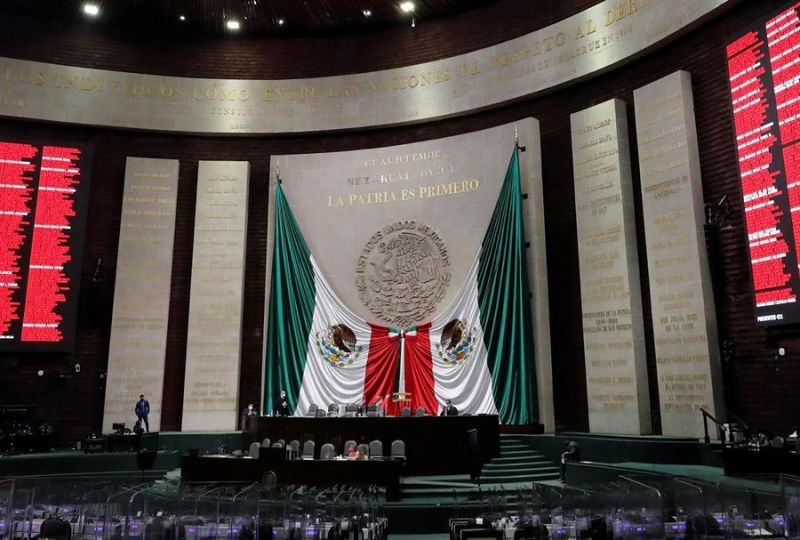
left=4, top=0, right=501, bottom=36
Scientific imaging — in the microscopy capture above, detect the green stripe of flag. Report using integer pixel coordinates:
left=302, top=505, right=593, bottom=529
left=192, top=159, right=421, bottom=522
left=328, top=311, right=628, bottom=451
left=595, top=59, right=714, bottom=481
left=264, top=182, right=316, bottom=413
left=477, top=147, right=538, bottom=425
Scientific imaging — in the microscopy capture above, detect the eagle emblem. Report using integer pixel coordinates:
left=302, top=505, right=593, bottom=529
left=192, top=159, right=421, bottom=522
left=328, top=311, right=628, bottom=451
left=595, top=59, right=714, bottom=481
left=316, top=324, right=362, bottom=367
left=436, top=319, right=475, bottom=366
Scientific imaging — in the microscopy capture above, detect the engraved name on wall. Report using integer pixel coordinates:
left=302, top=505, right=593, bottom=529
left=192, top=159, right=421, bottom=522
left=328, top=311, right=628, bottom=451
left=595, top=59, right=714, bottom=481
left=182, top=161, right=250, bottom=431
left=571, top=99, right=651, bottom=435
left=103, top=157, right=179, bottom=432
left=0, top=0, right=728, bottom=134
left=634, top=71, right=724, bottom=437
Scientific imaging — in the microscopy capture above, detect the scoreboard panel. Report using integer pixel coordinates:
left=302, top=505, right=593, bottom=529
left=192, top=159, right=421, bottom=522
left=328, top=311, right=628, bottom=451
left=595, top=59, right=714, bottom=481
left=0, top=140, right=92, bottom=351
left=727, top=1, right=800, bottom=325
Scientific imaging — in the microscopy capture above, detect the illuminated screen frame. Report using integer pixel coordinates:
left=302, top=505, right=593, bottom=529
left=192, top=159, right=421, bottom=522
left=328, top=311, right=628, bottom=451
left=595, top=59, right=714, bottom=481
left=0, top=138, right=93, bottom=352
left=726, top=0, right=800, bottom=326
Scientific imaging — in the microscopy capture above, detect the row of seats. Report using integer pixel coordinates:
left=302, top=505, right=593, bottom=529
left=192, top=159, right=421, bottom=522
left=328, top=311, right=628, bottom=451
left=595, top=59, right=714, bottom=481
left=249, top=438, right=406, bottom=460
left=307, top=403, right=428, bottom=417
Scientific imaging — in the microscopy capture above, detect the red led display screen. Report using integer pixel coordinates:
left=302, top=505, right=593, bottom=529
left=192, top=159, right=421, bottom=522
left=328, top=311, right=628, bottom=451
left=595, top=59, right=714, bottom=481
left=0, top=139, right=92, bottom=351
left=727, top=1, right=800, bottom=325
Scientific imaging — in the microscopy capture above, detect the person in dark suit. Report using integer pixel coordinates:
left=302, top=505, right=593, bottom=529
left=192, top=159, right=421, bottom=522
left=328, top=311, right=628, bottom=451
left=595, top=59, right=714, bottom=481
left=241, top=403, right=258, bottom=429
left=560, top=440, right=581, bottom=482
left=135, top=394, right=150, bottom=432
left=274, top=390, right=291, bottom=416
left=440, top=399, right=459, bottom=416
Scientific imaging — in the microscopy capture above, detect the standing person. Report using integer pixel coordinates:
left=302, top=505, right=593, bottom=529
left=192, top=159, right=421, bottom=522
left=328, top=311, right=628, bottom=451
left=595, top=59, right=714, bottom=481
left=560, top=440, right=581, bottom=483
left=135, top=394, right=150, bottom=433
left=241, top=403, right=258, bottom=429
left=274, top=390, right=291, bottom=416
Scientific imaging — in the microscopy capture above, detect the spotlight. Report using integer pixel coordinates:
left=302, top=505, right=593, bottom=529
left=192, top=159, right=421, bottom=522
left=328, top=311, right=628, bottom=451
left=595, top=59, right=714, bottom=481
left=400, top=1, right=415, bottom=13
left=226, top=19, right=241, bottom=31
left=362, top=9, right=372, bottom=17
left=277, top=17, right=285, bottom=26
left=411, top=17, right=416, bottom=28
left=82, top=3, right=100, bottom=17
left=179, top=15, right=186, bottom=21
left=37, top=370, right=45, bottom=377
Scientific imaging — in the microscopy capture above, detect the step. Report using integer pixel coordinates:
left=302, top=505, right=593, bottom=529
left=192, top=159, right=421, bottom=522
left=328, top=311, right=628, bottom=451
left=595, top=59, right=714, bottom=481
left=491, top=456, right=548, bottom=465
left=483, top=463, right=560, bottom=472
left=497, top=449, right=541, bottom=457
left=499, top=443, right=530, bottom=451
left=484, top=459, right=552, bottom=469
left=477, top=472, right=561, bottom=483
left=482, top=467, right=560, bottom=479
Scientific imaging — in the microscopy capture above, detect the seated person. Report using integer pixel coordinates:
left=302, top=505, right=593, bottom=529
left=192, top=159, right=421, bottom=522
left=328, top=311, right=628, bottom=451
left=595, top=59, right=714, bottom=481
left=347, top=446, right=365, bottom=461
left=133, top=420, right=145, bottom=435
left=440, top=399, right=459, bottom=416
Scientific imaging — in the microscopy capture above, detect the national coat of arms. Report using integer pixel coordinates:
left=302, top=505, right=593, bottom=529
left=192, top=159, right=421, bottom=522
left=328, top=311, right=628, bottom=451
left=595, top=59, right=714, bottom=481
left=355, top=221, right=450, bottom=327
left=316, top=324, right=362, bottom=367
left=435, top=319, right=476, bottom=366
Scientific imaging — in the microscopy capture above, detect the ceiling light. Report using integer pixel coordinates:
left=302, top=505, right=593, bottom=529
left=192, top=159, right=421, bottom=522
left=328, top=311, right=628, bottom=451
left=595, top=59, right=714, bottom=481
left=226, top=19, right=241, bottom=31
left=179, top=15, right=186, bottom=21
left=400, top=2, right=415, bottom=13
left=362, top=9, right=372, bottom=17
left=82, top=3, right=100, bottom=16
left=277, top=18, right=285, bottom=26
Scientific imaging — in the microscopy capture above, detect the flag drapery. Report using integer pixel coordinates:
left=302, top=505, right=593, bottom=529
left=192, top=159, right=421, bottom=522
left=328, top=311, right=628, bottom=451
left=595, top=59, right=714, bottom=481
left=263, top=147, right=537, bottom=424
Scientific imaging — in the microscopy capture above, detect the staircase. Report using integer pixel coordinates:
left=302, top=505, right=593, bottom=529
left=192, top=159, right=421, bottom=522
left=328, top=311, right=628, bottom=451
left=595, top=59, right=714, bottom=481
left=479, top=435, right=561, bottom=485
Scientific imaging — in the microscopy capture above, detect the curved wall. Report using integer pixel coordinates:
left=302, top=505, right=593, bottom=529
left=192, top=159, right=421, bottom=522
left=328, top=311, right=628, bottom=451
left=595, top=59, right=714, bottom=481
left=0, top=0, right=794, bottom=444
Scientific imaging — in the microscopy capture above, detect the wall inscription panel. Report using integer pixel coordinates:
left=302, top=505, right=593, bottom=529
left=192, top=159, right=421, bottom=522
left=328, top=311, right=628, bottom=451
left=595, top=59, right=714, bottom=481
left=103, top=157, right=179, bottom=432
left=634, top=71, right=724, bottom=437
left=572, top=99, right=651, bottom=435
left=182, top=161, right=250, bottom=431
left=0, top=0, right=728, bottom=134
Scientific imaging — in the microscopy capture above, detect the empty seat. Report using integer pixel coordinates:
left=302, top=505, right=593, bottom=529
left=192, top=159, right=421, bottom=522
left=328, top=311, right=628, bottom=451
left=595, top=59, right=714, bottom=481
left=400, top=406, right=411, bottom=417
left=390, top=439, right=406, bottom=460
left=345, top=404, right=359, bottom=417
left=368, top=439, right=383, bottom=460
left=248, top=441, right=261, bottom=459
left=302, top=440, right=315, bottom=460
left=327, top=403, right=338, bottom=417
left=271, top=441, right=284, bottom=449
left=289, top=439, right=300, bottom=459
left=320, top=443, right=335, bottom=460
left=306, top=403, right=318, bottom=417
left=344, top=439, right=357, bottom=455
left=261, top=437, right=271, bottom=448
left=415, top=406, right=426, bottom=416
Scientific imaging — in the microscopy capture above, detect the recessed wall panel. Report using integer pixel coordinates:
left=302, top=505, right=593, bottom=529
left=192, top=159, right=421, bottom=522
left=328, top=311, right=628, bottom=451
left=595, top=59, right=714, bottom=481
left=103, top=157, right=179, bottom=432
left=182, top=161, right=250, bottom=431
left=634, top=71, right=725, bottom=437
left=571, top=99, right=651, bottom=435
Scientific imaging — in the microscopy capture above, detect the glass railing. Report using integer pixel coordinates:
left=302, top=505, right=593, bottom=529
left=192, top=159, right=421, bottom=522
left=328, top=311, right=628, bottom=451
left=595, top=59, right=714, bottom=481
left=450, top=472, right=790, bottom=539
left=0, top=475, right=387, bottom=540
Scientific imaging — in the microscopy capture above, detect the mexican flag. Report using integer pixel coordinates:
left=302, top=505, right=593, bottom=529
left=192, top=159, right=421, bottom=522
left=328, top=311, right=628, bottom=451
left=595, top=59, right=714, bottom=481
left=264, top=147, right=537, bottom=424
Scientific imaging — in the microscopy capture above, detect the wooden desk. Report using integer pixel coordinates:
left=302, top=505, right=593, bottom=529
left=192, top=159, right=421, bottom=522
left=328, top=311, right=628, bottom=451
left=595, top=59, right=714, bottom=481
left=246, top=415, right=499, bottom=476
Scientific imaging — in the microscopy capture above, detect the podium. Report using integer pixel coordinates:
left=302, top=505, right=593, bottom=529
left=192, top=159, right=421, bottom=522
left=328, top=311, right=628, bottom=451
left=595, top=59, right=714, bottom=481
left=392, top=392, right=412, bottom=415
